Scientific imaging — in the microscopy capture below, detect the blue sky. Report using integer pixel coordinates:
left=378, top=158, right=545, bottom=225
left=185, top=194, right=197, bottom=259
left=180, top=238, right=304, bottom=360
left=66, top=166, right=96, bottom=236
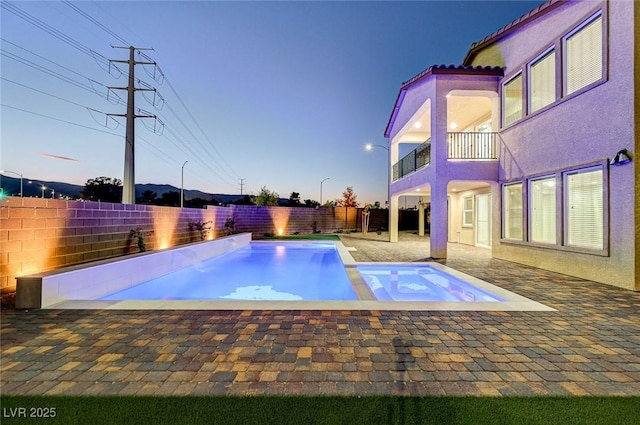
left=1, top=0, right=543, bottom=204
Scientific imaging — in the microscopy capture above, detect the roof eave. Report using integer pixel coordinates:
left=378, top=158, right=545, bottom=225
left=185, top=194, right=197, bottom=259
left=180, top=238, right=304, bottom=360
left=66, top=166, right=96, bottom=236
left=462, top=0, right=568, bottom=66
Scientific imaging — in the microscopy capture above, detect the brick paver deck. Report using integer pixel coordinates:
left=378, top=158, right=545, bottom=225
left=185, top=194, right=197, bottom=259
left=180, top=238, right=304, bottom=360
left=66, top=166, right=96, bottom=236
left=1, top=232, right=639, bottom=396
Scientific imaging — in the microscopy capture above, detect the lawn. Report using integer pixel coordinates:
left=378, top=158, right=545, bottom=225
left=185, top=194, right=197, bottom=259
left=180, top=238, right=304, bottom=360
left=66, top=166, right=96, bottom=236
left=1, top=395, right=638, bottom=425
left=256, top=233, right=341, bottom=240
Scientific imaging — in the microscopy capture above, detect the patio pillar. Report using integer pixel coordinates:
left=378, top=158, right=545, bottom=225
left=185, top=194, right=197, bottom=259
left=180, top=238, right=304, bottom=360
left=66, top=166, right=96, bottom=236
left=418, top=202, right=425, bottom=236
left=429, top=183, right=448, bottom=258
left=389, top=194, right=399, bottom=242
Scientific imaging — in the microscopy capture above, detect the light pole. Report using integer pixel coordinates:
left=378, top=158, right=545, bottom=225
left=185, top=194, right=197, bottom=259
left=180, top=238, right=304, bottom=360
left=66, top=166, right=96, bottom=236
left=320, top=177, right=330, bottom=205
left=180, top=160, right=188, bottom=208
left=0, top=170, right=24, bottom=197
left=51, top=189, right=55, bottom=199
left=365, top=143, right=391, bottom=237
left=40, top=185, right=46, bottom=198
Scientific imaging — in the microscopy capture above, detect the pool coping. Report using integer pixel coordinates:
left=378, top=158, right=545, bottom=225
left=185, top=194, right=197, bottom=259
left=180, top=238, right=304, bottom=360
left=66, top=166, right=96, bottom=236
left=42, top=239, right=554, bottom=312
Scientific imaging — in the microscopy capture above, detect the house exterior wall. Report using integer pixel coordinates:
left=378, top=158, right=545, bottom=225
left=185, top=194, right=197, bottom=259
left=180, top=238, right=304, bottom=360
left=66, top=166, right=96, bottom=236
left=385, top=0, right=637, bottom=290
left=470, top=0, right=637, bottom=289
left=448, top=187, right=493, bottom=246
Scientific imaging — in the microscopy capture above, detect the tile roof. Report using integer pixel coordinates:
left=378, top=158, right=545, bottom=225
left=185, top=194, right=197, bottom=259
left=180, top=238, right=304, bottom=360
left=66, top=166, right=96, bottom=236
left=462, top=0, right=567, bottom=65
left=401, top=65, right=504, bottom=89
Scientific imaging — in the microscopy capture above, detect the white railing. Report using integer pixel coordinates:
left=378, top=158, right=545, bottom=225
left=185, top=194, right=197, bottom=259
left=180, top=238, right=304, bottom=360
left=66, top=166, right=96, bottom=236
left=447, top=132, right=498, bottom=160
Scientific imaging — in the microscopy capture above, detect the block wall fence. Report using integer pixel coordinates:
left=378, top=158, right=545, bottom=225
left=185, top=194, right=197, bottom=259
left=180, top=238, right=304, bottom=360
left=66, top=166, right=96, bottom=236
left=0, top=197, right=388, bottom=292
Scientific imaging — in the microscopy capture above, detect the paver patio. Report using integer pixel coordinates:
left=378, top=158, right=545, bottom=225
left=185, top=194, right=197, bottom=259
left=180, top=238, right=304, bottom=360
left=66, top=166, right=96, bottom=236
left=1, top=232, right=639, bottom=396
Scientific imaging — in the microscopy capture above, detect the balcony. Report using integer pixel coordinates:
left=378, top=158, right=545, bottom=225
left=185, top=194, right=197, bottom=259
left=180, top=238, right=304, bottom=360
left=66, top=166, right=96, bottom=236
left=392, top=139, right=431, bottom=181
left=447, top=132, right=498, bottom=160
left=392, top=133, right=499, bottom=182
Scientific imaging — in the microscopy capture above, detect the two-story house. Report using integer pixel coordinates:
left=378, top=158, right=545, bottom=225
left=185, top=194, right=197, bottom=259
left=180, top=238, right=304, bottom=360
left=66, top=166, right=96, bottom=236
left=383, top=0, right=637, bottom=290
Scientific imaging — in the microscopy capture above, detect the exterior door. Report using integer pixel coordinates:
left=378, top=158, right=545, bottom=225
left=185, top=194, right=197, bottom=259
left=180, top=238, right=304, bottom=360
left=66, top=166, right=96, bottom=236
left=475, top=194, right=491, bottom=248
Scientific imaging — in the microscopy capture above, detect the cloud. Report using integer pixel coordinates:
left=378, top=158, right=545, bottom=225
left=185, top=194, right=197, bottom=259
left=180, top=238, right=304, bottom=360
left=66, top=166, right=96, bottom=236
left=37, top=152, right=80, bottom=162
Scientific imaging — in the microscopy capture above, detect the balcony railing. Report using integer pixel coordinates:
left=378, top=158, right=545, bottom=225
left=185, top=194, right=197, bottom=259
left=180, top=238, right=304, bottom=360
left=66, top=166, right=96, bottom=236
left=447, top=132, right=498, bottom=159
left=392, top=139, right=431, bottom=181
left=391, top=133, right=499, bottom=182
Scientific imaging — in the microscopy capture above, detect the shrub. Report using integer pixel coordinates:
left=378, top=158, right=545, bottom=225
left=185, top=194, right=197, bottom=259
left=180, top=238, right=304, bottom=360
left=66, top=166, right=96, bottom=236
left=188, top=221, right=212, bottom=241
left=129, top=228, right=152, bottom=252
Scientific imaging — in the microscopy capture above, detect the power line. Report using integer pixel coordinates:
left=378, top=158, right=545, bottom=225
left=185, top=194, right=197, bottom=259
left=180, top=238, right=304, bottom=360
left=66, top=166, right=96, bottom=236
left=163, top=76, right=241, bottom=180
left=1, top=77, right=121, bottom=116
left=1, top=1, right=124, bottom=75
left=62, top=1, right=129, bottom=47
left=1, top=103, right=122, bottom=136
left=1, top=37, right=122, bottom=85
left=0, top=49, right=124, bottom=105
left=4, top=0, right=239, bottom=193
left=44, top=1, right=241, bottom=187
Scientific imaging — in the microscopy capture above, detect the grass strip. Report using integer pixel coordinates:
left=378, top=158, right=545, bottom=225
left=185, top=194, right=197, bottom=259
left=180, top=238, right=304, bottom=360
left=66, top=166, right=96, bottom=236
left=257, top=234, right=341, bottom=240
left=1, top=395, right=638, bottom=425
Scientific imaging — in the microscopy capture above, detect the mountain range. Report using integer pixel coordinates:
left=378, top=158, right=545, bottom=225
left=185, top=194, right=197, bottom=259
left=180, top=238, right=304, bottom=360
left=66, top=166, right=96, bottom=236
left=0, top=175, right=249, bottom=204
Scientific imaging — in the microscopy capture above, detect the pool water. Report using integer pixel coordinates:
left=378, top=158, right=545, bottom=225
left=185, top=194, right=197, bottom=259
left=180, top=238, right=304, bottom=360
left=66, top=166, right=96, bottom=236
left=101, top=242, right=358, bottom=301
left=357, top=265, right=504, bottom=302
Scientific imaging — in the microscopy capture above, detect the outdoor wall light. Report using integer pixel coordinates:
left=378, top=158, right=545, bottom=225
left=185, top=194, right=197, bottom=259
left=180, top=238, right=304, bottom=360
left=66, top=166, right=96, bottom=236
left=610, top=148, right=632, bottom=166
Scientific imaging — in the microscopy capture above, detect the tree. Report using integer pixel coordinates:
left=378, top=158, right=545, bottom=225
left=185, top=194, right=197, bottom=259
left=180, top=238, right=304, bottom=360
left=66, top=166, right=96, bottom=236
left=335, top=186, right=358, bottom=208
left=233, top=195, right=255, bottom=205
left=304, top=199, right=320, bottom=208
left=159, top=191, right=180, bottom=207
left=137, top=190, right=157, bottom=204
left=335, top=186, right=359, bottom=229
left=81, top=177, right=122, bottom=203
left=185, top=197, right=215, bottom=208
left=255, top=186, right=279, bottom=206
left=288, top=192, right=301, bottom=206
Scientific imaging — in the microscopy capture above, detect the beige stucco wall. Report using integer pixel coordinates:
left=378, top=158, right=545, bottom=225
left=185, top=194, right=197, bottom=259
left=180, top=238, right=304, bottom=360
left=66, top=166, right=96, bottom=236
left=484, top=0, right=637, bottom=290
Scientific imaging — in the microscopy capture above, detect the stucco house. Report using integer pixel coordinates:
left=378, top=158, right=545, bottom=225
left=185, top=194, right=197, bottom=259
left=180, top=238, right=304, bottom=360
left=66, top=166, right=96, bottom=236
left=383, top=0, right=638, bottom=290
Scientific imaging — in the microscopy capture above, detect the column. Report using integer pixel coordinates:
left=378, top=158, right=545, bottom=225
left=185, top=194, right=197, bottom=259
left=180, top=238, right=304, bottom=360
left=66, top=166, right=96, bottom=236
left=418, top=202, right=425, bottom=236
left=389, top=194, right=399, bottom=243
left=429, top=183, right=448, bottom=258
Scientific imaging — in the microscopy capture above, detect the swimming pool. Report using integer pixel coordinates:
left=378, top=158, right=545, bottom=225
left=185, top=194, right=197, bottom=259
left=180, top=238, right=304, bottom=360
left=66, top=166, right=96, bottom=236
left=357, top=265, right=504, bottom=302
left=29, top=235, right=553, bottom=311
left=101, top=242, right=358, bottom=301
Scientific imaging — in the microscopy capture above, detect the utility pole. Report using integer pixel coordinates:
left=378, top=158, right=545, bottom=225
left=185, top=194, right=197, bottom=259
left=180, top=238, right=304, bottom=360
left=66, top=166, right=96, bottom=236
left=108, top=46, right=157, bottom=204
left=239, top=178, right=245, bottom=195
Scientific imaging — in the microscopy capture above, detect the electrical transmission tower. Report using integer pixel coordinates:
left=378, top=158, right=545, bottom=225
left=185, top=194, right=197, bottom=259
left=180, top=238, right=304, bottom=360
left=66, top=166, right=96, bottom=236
left=239, top=178, right=245, bottom=195
left=108, top=46, right=157, bottom=204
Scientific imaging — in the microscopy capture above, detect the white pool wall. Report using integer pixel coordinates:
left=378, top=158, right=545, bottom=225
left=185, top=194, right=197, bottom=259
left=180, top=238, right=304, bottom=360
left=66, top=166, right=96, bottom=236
left=39, top=233, right=251, bottom=308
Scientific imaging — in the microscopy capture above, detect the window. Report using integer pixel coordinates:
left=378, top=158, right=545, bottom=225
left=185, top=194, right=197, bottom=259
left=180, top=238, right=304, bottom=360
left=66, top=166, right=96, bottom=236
left=503, top=183, right=523, bottom=240
left=565, top=167, right=603, bottom=250
left=529, top=177, right=556, bottom=244
left=565, top=14, right=603, bottom=95
left=463, top=197, right=473, bottom=227
left=529, top=50, right=556, bottom=112
left=502, top=74, right=523, bottom=126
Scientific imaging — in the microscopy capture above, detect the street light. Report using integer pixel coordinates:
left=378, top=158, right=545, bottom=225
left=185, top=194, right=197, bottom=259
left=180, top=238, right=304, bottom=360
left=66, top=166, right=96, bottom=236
left=180, top=160, right=188, bottom=208
left=320, top=177, right=330, bottom=205
left=365, top=143, right=391, bottom=237
left=0, top=170, right=23, bottom=197
left=40, top=185, right=46, bottom=198
left=51, top=189, right=55, bottom=199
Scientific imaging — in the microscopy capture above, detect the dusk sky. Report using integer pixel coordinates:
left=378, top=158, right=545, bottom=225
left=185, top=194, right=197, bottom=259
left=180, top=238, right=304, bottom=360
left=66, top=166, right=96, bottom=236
left=1, top=0, right=544, bottom=205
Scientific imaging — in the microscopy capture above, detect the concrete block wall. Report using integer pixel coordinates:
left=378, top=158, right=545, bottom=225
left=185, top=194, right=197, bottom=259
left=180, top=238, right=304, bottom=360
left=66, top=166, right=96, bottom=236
left=226, top=205, right=360, bottom=236
left=1, top=198, right=389, bottom=292
left=1, top=197, right=232, bottom=292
